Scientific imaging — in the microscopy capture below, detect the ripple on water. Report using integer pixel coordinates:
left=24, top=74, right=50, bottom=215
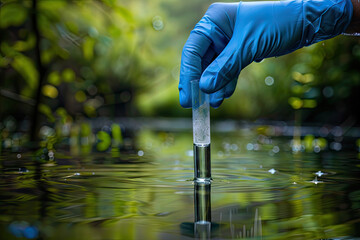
left=0, top=148, right=360, bottom=239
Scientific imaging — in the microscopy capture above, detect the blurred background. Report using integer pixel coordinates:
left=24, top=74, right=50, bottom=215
left=0, top=0, right=360, bottom=149
left=1, top=1, right=360, bottom=239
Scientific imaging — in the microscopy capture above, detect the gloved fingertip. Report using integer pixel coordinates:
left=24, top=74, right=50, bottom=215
left=179, top=91, right=191, bottom=108
left=224, top=85, right=236, bottom=99
left=210, top=98, right=223, bottom=108
left=224, top=95, right=232, bottom=99
left=209, top=91, right=224, bottom=108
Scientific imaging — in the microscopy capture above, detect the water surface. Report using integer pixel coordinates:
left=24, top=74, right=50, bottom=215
left=1, top=131, right=359, bottom=239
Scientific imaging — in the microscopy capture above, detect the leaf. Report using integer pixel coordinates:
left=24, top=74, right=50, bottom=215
left=48, top=71, right=61, bottom=86
left=38, top=0, right=66, bottom=13
left=42, top=84, right=58, bottom=98
left=62, top=68, right=75, bottom=82
left=292, top=72, right=314, bottom=84
left=1, top=41, right=18, bottom=57
left=82, top=37, right=95, bottom=60
left=0, top=55, right=11, bottom=67
left=0, top=3, right=28, bottom=28
left=96, top=131, right=111, bottom=152
left=75, top=91, right=86, bottom=102
left=111, top=124, right=123, bottom=146
left=288, top=97, right=303, bottom=110
left=83, top=105, right=96, bottom=117
left=41, top=49, right=56, bottom=64
left=39, top=104, right=55, bottom=122
left=115, top=6, right=135, bottom=23
left=11, top=54, right=39, bottom=92
left=12, top=34, right=36, bottom=52
left=302, top=99, right=317, bottom=108
left=80, top=122, right=92, bottom=137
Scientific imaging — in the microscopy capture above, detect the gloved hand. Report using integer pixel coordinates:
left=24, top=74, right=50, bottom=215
left=179, top=0, right=353, bottom=108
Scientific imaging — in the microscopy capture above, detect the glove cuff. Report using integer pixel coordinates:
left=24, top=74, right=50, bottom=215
left=301, top=0, right=353, bottom=47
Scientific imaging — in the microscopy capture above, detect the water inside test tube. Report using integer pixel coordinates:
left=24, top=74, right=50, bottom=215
left=191, top=81, right=210, bottom=145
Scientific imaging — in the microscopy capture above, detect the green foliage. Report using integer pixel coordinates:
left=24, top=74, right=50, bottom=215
left=11, top=54, right=39, bottom=97
left=0, top=2, right=28, bottom=28
left=96, top=131, right=111, bottom=151
left=0, top=0, right=359, bottom=135
left=48, top=71, right=61, bottom=86
left=39, top=104, right=55, bottom=122
left=111, top=124, right=123, bottom=147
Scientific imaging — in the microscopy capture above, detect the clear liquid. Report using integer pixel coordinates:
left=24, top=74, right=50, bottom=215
left=194, top=143, right=211, bottom=183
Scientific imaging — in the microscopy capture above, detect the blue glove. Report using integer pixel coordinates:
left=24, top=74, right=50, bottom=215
left=179, top=0, right=353, bottom=108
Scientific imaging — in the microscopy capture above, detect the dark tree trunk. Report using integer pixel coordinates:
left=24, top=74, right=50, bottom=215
left=30, top=0, right=46, bottom=143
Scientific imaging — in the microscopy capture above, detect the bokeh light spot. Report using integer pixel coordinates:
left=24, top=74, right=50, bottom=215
left=323, top=86, right=334, bottom=98
left=264, top=76, right=274, bottom=86
left=75, top=91, right=87, bottom=102
left=152, top=16, right=164, bottom=31
left=62, top=68, right=75, bottom=82
left=288, top=97, right=303, bottom=109
left=42, top=84, right=58, bottom=98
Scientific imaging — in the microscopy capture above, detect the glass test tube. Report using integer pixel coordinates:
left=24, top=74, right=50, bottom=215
left=191, top=80, right=211, bottom=182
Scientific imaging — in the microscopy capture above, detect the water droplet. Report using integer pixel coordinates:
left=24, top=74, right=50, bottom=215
left=310, top=176, right=323, bottom=184
left=138, top=150, right=144, bottom=156
left=268, top=168, right=276, bottom=174
left=16, top=154, right=21, bottom=159
left=74, top=173, right=80, bottom=176
left=315, top=171, right=325, bottom=177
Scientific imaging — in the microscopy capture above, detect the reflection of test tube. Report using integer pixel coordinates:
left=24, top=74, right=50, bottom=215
left=194, top=182, right=211, bottom=239
left=191, top=80, right=211, bottom=183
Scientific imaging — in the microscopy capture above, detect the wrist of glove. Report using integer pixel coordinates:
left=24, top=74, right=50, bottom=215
left=179, top=0, right=353, bottom=108
left=255, top=0, right=354, bottom=58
